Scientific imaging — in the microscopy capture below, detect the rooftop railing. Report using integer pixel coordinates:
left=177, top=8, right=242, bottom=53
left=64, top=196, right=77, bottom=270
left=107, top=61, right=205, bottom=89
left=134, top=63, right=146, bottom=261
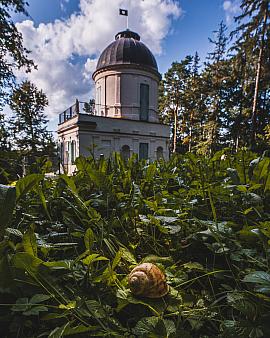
left=59, top=101, right=95, bottom=124
left=58, top=100, right=160, bottom=125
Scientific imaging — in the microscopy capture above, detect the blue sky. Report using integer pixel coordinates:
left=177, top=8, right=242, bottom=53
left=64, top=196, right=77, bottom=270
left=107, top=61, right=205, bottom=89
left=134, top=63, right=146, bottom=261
left=12, top=0, right=240, bottom=131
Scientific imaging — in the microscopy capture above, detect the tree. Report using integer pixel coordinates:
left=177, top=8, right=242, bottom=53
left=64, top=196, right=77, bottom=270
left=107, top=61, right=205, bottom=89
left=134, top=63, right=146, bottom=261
left=9, top=81, right=53, bottom=157
left=83, top=99, right=95, bottom=114
left=159, top=57, right=193, bottom=153
left=232, top=0, right=270, bottom=146
left=201, top=21, right=230, bottom=153
left=0, top=0, right=35, bottom=109
left=183, top=52, right=207, bottom=152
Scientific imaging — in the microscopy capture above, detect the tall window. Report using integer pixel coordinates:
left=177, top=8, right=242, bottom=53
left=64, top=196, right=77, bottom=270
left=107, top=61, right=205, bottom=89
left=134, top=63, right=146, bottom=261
left=71, top=140, right=76, bottom=164
left=156, top=146, right=163, bottom=160
left=140, top=84, right=149, bottom=121
left=139, top=143, right=148, bottom=160
left=60, top=142, right=64, bottom=164
left=96, top=86, right=101, bottom=115
left=121, top=145, right=130, bottom=161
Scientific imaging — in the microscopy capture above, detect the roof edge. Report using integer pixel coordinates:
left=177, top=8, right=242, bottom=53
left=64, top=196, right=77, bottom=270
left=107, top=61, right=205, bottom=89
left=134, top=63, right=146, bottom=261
left=92, top=63, right=161, bottom=81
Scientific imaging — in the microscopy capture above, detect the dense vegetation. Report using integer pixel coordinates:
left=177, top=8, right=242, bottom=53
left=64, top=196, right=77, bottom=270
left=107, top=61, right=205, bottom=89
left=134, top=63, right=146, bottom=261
left=159, top=0, right=270, bottom=153
left=0, top=1, right=270, bottom=336
left=1, top=151, right=270, bottom=337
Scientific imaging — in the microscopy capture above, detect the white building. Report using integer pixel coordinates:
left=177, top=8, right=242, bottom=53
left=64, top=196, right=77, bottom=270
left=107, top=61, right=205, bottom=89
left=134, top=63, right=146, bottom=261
left=58, top=29, right=170, bottom=174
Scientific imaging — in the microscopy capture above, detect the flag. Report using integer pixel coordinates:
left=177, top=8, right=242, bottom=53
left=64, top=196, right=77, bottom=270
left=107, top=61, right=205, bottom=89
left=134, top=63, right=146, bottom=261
left=119, top=9, right=128, bottom=16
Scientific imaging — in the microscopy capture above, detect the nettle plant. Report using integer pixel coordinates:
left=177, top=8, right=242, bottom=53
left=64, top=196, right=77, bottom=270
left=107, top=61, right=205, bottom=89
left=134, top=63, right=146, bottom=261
left=0, top=150, right=270, bottom=337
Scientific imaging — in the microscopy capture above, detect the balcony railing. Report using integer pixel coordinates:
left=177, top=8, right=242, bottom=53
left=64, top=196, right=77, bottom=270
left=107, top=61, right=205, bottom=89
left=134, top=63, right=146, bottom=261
left=59, top=101, right=95, bottom=124
left=58, top=100, right=159, bottom=125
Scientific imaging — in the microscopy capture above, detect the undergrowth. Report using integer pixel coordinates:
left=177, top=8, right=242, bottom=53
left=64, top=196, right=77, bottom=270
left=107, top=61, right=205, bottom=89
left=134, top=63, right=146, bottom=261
left=1, top=149, right=270, bottom=337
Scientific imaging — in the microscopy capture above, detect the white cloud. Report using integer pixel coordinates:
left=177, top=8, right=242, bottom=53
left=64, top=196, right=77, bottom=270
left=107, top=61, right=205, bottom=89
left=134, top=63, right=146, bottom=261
left=15, top=0, right=181, bottom=125
left=223, top=0, right=241, bottom=24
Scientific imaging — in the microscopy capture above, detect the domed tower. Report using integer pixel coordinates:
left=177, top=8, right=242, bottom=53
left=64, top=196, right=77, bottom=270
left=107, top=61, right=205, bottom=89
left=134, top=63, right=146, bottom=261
left=92, top=30, right=161, bottom=122
left=58, top=29, right=170, bottom=174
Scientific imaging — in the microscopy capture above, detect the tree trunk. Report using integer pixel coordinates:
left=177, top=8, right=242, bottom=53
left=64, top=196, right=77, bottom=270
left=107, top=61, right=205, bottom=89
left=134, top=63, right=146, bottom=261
left=172, top=108, right=178, bottom=153
left=189, top=111, right=194, bottom=152
left=251, top=1, right=268, bottom=145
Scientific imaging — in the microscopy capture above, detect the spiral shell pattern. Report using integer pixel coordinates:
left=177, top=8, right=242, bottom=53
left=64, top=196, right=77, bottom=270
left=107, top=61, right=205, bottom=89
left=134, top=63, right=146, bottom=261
left=128, top=263, right=169, bottom=298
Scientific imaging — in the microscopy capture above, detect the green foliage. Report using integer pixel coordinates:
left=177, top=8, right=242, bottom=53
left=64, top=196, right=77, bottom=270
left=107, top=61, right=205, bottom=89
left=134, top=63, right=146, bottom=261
left=0, top=184, right=16, bottom=236
left=0, top=151, right=270, bottom=337
left=0, top=0, right=35, bottom=109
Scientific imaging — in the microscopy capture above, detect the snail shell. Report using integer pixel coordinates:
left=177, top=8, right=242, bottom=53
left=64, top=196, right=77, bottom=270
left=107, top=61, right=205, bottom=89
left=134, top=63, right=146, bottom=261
left=128, top=263, right=169, bottom=298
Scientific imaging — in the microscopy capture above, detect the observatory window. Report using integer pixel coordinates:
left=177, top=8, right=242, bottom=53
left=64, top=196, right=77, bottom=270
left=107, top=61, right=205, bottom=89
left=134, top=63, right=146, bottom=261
left=121, top=145, right=130, bottom=162
left=140, top=84, right=149, bottom=121
left=156, top=146, right=164, bottom=160
left=71, top=140, right=76, bottom=164
left=96, top=86, right=101, bottom=115
left=59, top=142, right=64, bottom=164
left=139, top=143, right=148, bottom=160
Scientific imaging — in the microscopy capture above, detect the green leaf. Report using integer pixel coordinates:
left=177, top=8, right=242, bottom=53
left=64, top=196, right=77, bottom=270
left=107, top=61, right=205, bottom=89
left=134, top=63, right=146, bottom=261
left=11, top=252, right=43, bottom=273
left=23, top=305, right=48, bottom=316
left=60, top=174, right=77, bottom=195
left=36, top=185, right=51, bottom=220
left=5, top=227, right=23, bottom=238
left=12, top=298, right=29, bottom=312
left=133, top=317, right=176, bottom=337
left=16, top=174, right=44, bottom=201
left=84, top=227, right=94, bottom=251
left=264, top=172, right=270, bottom=192
left=85, top=300, right=107, bottom=319
left=23, top=225, right=37, bottom=256
left=183, top=262, right=204, bottom=271
left=243, top=271, right=270, bottom=294
left=43, top=261, right=72, bottom=270
left=119, top=247, right=137, bottom=265
left=82, top=254, right=109, bottom=265
left=133, top=317, right=159, bottom=336
left=112, top=249, right=123, bottom=270
left=29, top=294, right=51, bottom=304
left=0, top=184, right=16, bottom=236
left=63, top=324, right=99, bottom=336
left=59, top=301, right=76, bottom=310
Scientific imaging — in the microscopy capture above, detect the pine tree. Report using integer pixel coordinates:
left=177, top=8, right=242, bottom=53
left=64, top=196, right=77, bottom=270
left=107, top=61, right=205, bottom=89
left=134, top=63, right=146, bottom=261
left=232, top=0, right=270, bottom=147
left=0, top=0, right=35, bottom=109
left=202, top=21, right=229, bottom=153
left=9, top=81, right=52, bottom=156
left=183, top=52, right=206, bottom=152
left=0, top=113, right=10, bottom=151
left=159, top=57, right=193, bottom=153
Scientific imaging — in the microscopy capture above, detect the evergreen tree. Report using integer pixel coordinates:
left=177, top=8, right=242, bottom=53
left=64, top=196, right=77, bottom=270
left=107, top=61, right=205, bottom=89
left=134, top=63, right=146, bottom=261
left=232, top=0, right=270, bottom=146
left=0, top=114, right=10, bottom=151
left=202, top=21, right=229, bottom=153
left=0, top=0, right=35, bottom=109
left=9, top=81, right=53, bottom=157
left=159, top=57, right=193, bottom=152
left=184, top=52, right=206, bottom=151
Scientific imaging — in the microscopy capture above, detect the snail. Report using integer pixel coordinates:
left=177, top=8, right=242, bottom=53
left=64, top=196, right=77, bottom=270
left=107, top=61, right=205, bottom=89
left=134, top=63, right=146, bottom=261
left=128, top=263, right=169, bottom=298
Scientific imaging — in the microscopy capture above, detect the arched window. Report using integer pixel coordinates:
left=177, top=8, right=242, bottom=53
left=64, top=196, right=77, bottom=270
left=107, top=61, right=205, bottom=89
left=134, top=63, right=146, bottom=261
left=121, top=145, right=130, bottom=161
left=156, top=146, right=163, bottom=160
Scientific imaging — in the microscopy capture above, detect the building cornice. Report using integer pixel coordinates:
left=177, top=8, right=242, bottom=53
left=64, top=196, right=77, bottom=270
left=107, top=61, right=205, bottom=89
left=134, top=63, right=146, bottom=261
left=92, top=64, right=161, bottom=81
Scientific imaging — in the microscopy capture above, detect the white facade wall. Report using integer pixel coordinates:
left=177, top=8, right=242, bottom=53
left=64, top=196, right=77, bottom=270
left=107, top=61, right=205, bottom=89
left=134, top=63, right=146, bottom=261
left=58, top=114, right=170, bottom=175
left=93, top=67, right=160, bottom=122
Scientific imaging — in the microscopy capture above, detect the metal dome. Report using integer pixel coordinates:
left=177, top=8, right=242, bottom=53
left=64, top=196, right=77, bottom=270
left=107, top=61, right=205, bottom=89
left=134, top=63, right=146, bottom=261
left=94, top=30, right=158, bottom=75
